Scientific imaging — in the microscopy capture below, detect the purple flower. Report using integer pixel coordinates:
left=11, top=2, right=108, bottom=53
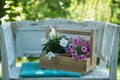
left=83, top=43, right=86, bottom=46
left=78, top=55, right=86, bottom=61
left=86, top=47, right=91, bottom=53
left=72, top=52, right=77, bottom=59
left=78, top=55, right=83, bottom=61
left=73, top=39, right=79, bottom=46
left=81, top=46, right=87, bottom=52
left=69, top=44, right=74, bottom=49
left=67, top=47, right=71, bottom=52
left=85, top=41, right=90, bottom=46
left=71, top=50, right=77, bottom=54
left=77, top=35, right=82, bottom=40
left=78, top=40, right=82, bottom=45
left=81, top=55, right=86, bottom=60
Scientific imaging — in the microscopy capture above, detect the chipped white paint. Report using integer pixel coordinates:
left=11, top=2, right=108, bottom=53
left=15, top=19, right=106, bottom=57
left=0, top=18, right=119, bottom=80
left=0, top=22, right=16, bottom=80
left=109, top=26, right=119, bottom=80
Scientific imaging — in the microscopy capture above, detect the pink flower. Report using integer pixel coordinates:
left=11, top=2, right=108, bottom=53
left=78, top=40, right=82, bottom=45
left=81, top=55, right=86, bottom=60
left=67, top=36, right=91, bottom=61
left=71, top=50, right=77, bottom=54
left=67, top=47, right=71, bottom=52
left=69, top=44, right=74, bottom=49
left=78, top=55, right=83, bottom=61
left=78, top=55, right=86, bottom=61
left=81, top=46, right=87, bottom=52
left=72, top=52, right=77, bottom=59
left=77, top=35, right=82, bottom=40
left=85, top=41, right=90, bottom=46
left=73, top=39, right=79, bottom=46
left=86, top=47, right=91, bottom=53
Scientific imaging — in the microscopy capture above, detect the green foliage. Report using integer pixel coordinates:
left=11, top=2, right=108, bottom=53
left=1, top=0, right=120, bottom=24
left=0, top=0, right=71, bottom=23
left=67, top=0, right=113, bottom=22
left=42, top=33, right=65, bottom=54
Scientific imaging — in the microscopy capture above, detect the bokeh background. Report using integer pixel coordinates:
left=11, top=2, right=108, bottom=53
left=0, top=0, right=120, bottom=79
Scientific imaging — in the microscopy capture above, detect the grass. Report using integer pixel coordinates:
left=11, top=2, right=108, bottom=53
left=117, top=65, right=120, bottom=80
left=0, top=68, right=1, bottom=80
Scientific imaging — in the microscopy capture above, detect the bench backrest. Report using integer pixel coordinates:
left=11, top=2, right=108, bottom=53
left=15, top=19, right=104, bottom=57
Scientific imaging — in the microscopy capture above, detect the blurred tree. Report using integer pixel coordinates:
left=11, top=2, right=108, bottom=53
left=0, top=0, right=120, bottom=24
left=110, top=0, right=120, bottom=24
left=0, top=0, right=71, bottom=23
left=0, top=0, right=5, bottom=24
left=67, top=0, right=112, bottom=22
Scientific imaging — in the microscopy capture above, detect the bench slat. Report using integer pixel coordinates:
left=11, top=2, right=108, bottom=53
left=9, top=66, right=109, bottom=80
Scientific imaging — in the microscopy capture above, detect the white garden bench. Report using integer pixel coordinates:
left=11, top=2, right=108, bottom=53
left=0, top=18, right=119, bottom=80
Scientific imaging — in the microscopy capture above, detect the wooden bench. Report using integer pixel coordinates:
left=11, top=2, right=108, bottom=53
left=0, top=18, right=119, bottom=80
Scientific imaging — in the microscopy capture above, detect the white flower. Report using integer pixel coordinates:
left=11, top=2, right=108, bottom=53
left=45, top=52, right=56, bottom=60
left=60, top=38, right=68, bottom=47
left=49, top=28, right=56, bottom=39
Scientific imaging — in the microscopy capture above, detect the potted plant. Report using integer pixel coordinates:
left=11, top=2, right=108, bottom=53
left=40, top=26, right=97, bottom=74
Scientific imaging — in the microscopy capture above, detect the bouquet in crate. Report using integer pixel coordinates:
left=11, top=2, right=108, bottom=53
left=40, top=26, right=97, bottom=74
left=42, top=27, right=91, bottom=61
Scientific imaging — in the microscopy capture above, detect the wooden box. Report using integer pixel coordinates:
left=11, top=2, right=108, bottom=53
left=40, top=26, right=97, bottom=74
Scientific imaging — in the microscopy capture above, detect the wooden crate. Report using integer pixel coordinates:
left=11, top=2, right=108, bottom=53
left=40, top=26, right=97, bottom=74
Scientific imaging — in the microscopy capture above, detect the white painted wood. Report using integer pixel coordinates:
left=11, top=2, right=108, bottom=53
left=16, top=29, right=46, bottom=57
left=1, top=23, right=16, bottom=68
left=9, top=67, right=21, bottom=79
left=99, top=23, right=119, bottom=67
left=0, top=23, right=11, bottom=80
left=0, top=22, right=17, bottom=80
left=99, top=59, right=106, bottom=68
left=15, top=19, right=106, bottom=57
left=109, top=26, right=119, bottom=80
left=0, top=19, right=119, bottom=80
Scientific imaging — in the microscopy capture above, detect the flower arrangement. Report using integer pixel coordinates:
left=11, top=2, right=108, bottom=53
left=42, top=27, right=68, bottom=54
left=67, top=36, right=91, bottom=61
left=42, top=27, right=91, bottom=61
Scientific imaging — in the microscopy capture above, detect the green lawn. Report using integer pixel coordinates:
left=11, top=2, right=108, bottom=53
left=117, top=65, right=120, bottom=80
left=0, top=69, right=1, bottom=80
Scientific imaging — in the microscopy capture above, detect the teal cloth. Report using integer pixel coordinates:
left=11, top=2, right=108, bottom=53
left=20, top=62, right=81, bottom=78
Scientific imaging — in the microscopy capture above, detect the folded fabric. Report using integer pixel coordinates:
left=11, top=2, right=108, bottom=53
left=20, top=62, right=81, bottom=78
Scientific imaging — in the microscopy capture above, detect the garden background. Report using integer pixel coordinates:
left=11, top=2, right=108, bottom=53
left=0, top=0, right=120, bottom=79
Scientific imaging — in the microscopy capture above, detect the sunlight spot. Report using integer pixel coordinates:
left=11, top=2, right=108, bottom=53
left=16, top=16, right=22, bottom=21
left=16, top=7, right=23, bottom=12
left=4, top=1, right=13, bottom=8
left=36, top=71, right=43, bottom=75
left=59, top=1, right=63, bottom=5
left=4, top=4, right=10, bottom=8
left=0, top=14, right=9, bottom=24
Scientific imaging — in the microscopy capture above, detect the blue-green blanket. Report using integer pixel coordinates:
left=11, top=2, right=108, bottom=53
left=20, top=62, right=81, bottom=78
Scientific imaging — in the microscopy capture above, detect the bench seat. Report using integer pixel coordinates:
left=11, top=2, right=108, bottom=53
left=9, top=66, right=109, bottom=80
